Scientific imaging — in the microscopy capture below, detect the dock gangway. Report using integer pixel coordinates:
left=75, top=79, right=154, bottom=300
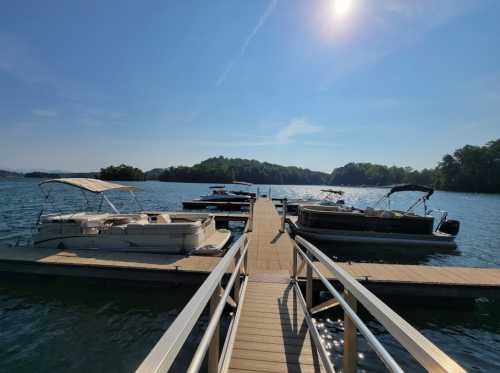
left=136, top=233, right=465, bottom=373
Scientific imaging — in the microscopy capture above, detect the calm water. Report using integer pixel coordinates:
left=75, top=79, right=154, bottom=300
left=1, top=178, right=500, bottom=372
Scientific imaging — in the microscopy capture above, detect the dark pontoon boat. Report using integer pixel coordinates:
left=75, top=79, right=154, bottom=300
left=287, top=189, right=346, bottom=214
left=199, top=183, right=254, bottom=202
left=289, top=185, right=460, bottom=249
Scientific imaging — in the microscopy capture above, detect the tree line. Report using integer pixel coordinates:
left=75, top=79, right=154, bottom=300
left=4, top=139, right=500, bottom=193
left=156, top=157, right=327, bottom=185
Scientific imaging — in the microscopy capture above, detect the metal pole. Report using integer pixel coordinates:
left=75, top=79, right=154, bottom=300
left=280, top=198, right=287, bottom=233
left=208, top=285, right=221, bottom=373
left=268, top=186, right=271, bottom=200
left=248, top=199, right=254, bottom=232
left=292, top=244, right=297, bottom=281
left=306, top=262, right=313, bottom=310
left=243, top=246, right=248, bottom=275
left=234, top=250, right=241, bottom=304
left=343, top=290, right=358, bottom=373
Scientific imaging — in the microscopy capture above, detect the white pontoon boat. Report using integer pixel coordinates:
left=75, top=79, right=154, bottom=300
left=34, top=178, right=231, bottom=254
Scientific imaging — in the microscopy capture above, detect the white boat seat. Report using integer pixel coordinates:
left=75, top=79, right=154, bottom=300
left=149, top=213, right=171, bottom=224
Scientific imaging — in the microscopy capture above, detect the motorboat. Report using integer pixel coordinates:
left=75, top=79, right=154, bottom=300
left=286, top=189, right=346, bottom=214
left=289, top=185, right=460, bottom=249
left=34, top=178, right=231, bottom=255
left=199, top=185, right=253, bottom=202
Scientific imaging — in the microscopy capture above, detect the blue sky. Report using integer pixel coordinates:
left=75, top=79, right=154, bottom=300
left=1, top=0, right=499, bottom=173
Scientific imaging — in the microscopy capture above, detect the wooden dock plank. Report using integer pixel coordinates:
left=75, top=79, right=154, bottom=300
left=298, top=262, right=500, bottom=288
left=230, top=275, right=324, bottom=373
left=246, top=199, right=293, bottom=276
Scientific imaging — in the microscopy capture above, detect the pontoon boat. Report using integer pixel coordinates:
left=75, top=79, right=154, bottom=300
left=199, top=185, right=253, bottom=202
left=287, top=189, right=346, bottom=214
left=289, top=185, right=460, bottom=249
left=34, top=178, right=231, bottom=254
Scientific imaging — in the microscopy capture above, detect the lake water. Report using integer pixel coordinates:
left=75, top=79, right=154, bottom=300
left=1, top=178, right=500, bottom=372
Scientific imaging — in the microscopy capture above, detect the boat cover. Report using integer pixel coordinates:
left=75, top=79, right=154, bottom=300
left=386, top=184, right=434, bottom=199
left=39, top=178, right=143, bottom=193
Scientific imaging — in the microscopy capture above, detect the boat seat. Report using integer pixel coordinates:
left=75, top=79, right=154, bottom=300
left=365, top=208, right=379, bottom=217
left=61, top=224, right=82, bottom=235
left=110, top=225, right=127, bottom=235
left=149, top=213, right=171, bottom=224
left=381, top=210, right=395, bottom=218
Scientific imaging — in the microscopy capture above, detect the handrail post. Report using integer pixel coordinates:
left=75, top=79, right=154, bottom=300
left=306, top=261, right=313, bottom=310
left=247, top=199, right=254, bottom=233
left=208, top=285, right=222, bottom=373
left=292, top=244, right=297, bottom=281
left=234, top=249, right=241, bottom=304
left=280, top=198, right=287, bottom=233
left=343, top=290, right=358, bottom=373
left=243, top=238, right=248, bottom=275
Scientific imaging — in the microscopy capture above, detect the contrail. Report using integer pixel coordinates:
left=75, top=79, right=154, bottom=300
left=216, top=0, right=278, bottom=87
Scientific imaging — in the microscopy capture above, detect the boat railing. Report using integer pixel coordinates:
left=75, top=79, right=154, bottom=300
left=135, top=234, right=249, bottom=373
left=293, top=235, right=466, bottom=373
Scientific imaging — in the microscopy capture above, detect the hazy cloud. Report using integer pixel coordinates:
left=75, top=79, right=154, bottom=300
left=275, top=118, right=322, bottom=144
left=207, top=118, right=323, bottom=147
left=32, top=109, right=58, bottom=117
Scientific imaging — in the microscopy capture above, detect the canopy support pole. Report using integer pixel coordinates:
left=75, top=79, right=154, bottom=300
left=102, top=193, right=120, bottom=214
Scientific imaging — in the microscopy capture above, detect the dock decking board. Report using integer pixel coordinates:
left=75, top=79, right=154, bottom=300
left=246, top=199, right=293, bottom=276
left=227, top=199, right=326, bottom=372
left=229, top=281, right=325, bottom=373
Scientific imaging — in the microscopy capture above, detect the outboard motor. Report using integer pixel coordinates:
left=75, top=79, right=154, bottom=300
left=438, top=219, right=460, bottom=236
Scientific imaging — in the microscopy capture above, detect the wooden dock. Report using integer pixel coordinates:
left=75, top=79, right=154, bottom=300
left=230, top=281, right=325, bottom=373
left=182, top=200, right=250, bottom=210
left=312, top=262, right=500, bottom=299
left=228, top=199, right=326, bottom=372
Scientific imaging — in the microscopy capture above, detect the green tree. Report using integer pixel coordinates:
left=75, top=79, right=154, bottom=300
left=100, top=164, right=145, bottom=181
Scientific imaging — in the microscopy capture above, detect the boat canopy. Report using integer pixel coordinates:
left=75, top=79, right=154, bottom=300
left=39, top=178, right=143, bottom=194
left=387, top=184, right=434, bottom=199
left=320, top=189, right=344, bottom=195
left=232, top=181, right=253, bottom=186
left=209, top=185, right=225, bottom=189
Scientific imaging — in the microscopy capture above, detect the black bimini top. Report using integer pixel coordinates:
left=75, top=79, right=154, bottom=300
left=209, top=185, right=226, bottom=189
left=387, top=184, right=434, bottom=199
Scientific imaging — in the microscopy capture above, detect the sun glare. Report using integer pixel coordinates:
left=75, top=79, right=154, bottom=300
left=333, top=0, right=352, bottom=18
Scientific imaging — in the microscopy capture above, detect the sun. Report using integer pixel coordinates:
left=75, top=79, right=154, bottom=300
left=333, top=0, right=353, bottom=18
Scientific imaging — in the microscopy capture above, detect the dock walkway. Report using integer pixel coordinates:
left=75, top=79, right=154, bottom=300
left=229, top=199, right=324, bottom=372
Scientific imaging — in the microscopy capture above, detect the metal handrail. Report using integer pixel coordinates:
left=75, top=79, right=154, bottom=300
left=294, top=235, right=466, bottom=373
left=136, top=234, right=248, bottom=373
left=294, top=242, right=404, bottom=373
left=187, top=246, right=247, bottom=372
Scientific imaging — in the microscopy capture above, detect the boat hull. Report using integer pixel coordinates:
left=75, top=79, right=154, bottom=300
left=289, top=221, right=457, bottom=249
left=34, top=213, right=232, bottom=254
